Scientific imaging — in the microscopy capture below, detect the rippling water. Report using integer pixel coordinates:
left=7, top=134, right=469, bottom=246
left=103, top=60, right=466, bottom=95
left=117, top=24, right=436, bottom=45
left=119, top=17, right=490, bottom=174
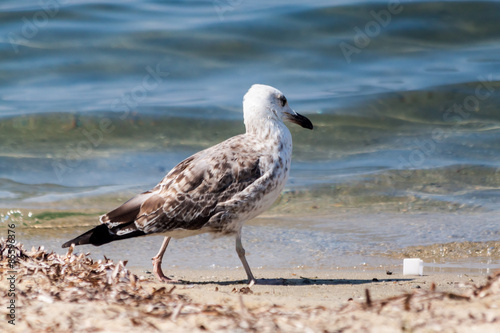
left=1, top=0, right=499, bottom=271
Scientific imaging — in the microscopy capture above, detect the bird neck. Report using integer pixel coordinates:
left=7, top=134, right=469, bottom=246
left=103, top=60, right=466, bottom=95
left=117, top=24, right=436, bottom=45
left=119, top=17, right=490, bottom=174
left=245, top=118, right=292, bottom=151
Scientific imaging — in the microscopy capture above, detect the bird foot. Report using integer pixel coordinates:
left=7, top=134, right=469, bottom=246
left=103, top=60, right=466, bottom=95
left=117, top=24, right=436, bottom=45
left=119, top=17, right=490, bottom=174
left=155, top=273, right=178, bottom=283
left=152, top=257, right=178, bottom=283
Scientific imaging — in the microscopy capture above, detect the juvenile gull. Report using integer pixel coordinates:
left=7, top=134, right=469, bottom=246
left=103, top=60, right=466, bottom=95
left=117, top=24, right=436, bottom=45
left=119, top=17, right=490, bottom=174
left=62, top=84, right=313, bottom=285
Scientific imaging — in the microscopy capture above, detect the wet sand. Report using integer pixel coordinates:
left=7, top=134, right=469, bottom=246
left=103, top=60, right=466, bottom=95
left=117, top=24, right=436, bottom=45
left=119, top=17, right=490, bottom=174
left=4, top=208, right=500, bottom=276
left=2, top=241, right=499, bottom=333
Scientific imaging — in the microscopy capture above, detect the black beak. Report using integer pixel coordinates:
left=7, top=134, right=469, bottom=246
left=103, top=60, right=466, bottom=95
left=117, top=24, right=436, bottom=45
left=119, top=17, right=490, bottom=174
left=287, top=111, right=313, bottom=130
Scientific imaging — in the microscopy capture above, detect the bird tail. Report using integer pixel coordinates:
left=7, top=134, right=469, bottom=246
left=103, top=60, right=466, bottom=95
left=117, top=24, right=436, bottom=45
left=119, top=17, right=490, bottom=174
left=61, top=224, right=146, bottom=248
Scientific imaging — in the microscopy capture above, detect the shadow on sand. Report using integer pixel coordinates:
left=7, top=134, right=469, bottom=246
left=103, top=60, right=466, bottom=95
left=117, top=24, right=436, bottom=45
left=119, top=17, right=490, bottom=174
left=175, top=277, right=414, bottom=286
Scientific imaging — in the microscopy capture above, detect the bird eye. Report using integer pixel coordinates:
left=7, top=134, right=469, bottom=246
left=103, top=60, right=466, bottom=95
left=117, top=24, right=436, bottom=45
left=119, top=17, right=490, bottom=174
left=279, top=95, right=287, bottom=107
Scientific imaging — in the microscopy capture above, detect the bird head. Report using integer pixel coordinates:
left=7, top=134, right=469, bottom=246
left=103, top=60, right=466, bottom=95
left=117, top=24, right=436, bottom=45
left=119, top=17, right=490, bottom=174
left=243, top=84, right=313, bottom=132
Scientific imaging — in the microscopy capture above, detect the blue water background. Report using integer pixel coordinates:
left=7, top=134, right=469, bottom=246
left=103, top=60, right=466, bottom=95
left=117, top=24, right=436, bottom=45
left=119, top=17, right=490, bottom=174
left=1, top=0, right=499, bottom=271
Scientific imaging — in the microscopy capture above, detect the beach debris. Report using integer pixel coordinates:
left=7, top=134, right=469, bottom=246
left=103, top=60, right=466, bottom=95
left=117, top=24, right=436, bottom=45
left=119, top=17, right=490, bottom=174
left=170, top=302, right=184, bottom=322
left=0, top=239, right=189, bottom=317
left=1, top=239, right=500, bottom=332
left=364, top=289, right=372, bottom=308
left=339, top=271, right=500, bottom=314
left=403, top=258, right=424, bottom=275
left=232, top=286, right=253, bottom=294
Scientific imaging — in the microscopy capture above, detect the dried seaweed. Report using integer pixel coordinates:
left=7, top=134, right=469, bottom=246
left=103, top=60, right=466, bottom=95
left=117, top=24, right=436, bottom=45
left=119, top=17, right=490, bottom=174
left=1, top=239, right=499, bottom=333
left=0, top=240, right=190, bottom=317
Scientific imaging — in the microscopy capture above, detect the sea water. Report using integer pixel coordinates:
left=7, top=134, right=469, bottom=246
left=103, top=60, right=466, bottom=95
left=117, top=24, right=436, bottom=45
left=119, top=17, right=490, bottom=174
left=1, top=0, right=499, bottom=273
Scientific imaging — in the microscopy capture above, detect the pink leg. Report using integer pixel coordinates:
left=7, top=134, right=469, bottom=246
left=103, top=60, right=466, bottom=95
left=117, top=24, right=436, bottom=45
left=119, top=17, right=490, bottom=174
left=151, top=236, right=177, bottom=282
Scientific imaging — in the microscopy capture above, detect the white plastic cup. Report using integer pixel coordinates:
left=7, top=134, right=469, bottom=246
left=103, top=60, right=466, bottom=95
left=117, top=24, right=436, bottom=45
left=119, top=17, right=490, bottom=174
left=403, top=258, right=424, bottom=276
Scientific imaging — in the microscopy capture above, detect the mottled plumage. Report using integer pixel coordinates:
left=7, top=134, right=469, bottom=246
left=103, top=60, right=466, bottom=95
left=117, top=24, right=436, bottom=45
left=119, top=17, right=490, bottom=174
left=62, top=84, right=313, bottom=285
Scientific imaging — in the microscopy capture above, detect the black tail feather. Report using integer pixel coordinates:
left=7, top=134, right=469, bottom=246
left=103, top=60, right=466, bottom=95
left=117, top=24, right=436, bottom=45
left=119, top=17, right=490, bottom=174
left=62, top=224, right=146, bottom=248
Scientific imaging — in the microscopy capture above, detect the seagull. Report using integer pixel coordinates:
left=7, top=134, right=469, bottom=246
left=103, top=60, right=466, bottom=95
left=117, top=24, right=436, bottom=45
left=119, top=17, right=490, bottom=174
left=62, top=84, right=313, bottom=285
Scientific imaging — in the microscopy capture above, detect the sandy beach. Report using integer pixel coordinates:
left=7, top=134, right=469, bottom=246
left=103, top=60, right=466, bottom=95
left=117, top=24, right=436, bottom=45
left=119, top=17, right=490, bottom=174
left=1, top=240, right=499, bottom=333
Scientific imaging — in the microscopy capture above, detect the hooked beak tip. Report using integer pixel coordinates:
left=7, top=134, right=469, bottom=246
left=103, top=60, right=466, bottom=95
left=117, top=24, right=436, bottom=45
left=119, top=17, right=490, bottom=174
left=286, top=111, right=313, bottom=130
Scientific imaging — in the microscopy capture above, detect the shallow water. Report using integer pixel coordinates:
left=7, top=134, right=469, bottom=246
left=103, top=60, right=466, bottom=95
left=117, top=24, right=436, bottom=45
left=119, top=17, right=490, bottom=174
left=4, top=209, right=500, bottom=276
left=1, top=1, right=500, bottom=273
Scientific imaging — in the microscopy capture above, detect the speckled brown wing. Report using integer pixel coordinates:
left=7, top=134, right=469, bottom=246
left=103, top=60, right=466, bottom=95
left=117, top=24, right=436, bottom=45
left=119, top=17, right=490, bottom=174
left=128, top=135, right=264, bottom=235
left=63, top=136, right=264, bottom=248
left=100, top=191, right=154, bottom=226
